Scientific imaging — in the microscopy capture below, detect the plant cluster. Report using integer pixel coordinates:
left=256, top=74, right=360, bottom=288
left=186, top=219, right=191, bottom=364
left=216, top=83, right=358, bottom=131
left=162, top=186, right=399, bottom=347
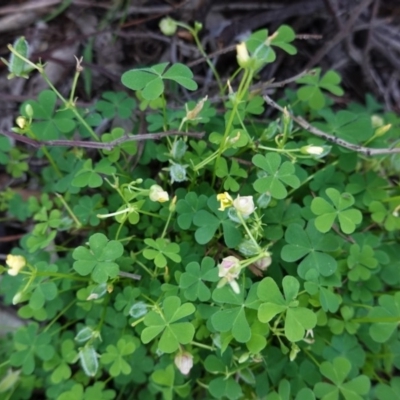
left=0, top=21, right=399, bottom=400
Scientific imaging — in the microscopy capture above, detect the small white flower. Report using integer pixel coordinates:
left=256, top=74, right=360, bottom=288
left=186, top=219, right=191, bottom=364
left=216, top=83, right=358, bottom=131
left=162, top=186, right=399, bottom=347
left=6, top=255, right=26, bottom=276
left=218, top=256, right=240, bottom=279
left=174, top=351, right=193, bottom=375
left=233, top=195, right=255, bottom=217
left=149, top=185, right=169, bottom=203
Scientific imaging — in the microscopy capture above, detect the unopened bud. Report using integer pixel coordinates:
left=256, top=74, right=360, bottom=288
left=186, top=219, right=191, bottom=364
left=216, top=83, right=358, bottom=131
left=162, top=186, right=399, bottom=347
left=186, top=96, right=207, bottom=121
left=236, top=42, right=250, bottom=68
left=374, top=124, right=391, bottom=137
left=159, top=17, right=177, bottom=36
left=16, top=116, right=27, bottom=129
left=174, top=351, right=193, bottom=375
left=24, top=104, right=33, bottom=118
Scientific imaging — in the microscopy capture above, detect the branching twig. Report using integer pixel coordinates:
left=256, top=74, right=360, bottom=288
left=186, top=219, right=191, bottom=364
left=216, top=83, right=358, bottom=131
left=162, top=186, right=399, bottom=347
left=0, top=130, right=205, bottom=151
left=263, top=94, right=400, bottom=156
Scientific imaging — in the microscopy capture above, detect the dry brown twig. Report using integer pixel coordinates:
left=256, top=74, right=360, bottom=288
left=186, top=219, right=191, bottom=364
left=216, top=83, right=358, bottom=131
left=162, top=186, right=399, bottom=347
left=0, top=131, right=204, bottom=151
left=263, top=94, right=400, bottom=156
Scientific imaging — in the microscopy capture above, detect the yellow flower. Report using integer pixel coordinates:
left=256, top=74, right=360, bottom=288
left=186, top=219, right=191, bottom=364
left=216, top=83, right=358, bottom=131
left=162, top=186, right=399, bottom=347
left=217, top=192, right=233, bottom=211
left=6, top=255, right=26, bottom=276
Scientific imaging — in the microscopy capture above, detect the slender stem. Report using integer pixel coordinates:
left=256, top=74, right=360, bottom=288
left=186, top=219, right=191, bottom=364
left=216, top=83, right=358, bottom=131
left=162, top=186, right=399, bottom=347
left=237, top=212, right=261, bottom=252
left=55, top=193, right=82, bottom=228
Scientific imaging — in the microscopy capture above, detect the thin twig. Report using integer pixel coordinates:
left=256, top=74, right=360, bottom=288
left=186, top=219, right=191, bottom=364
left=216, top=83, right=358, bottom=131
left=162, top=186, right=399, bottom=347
left=118, top=271, right=141, bottom=281
left=263, top=94, right=400, bottom=156
left=1, top=130, right=205, bottom=150
left=305, top=0, right=373, bottom=69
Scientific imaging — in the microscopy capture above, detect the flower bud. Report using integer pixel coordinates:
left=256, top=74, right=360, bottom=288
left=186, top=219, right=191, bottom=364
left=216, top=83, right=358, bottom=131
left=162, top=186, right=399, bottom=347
left=159, top=17, right=177, bottom=36
left=6, top=255, right=26, bottom=276
left=75, top=327, right=95, bottom=343
left=79, top=346, right=98, bottom=377
left=371, top=115, right=383, bottom=128
left=16, top=116, right=26, bottom=129
left=257, top=192, right=271, bottom=208
left=300, top=145, right=331, bottom=159
left=149, top=185, right=169, bottom=203
left=129, top=301, right=148, bottom=318
left=169, top=195, right=177, bottom=212
left=233, top=195, right=255, bottom=217
left=238, top=239, right=259, bottom=256
left=238, top=353, right=250, bottom=364
left=86, top=283, right=107, bottom=300
left=174, top=351, right=193, bottom=375
left=254, top=254, right=272, bottom=271
left=24, top=104, right=33, bottom=118
left=374, top=124, right=391, bottom=138
left=185, top=96, right=207, bottom=121
left=236, top=42, right=250, bottom=68
left=12, top=292, right=23, bottom=305
left=171, top=139, right=187, bottom=160
left=289, top=343, right=300, bottom=361
left=301, top=145, right=324, bottom=155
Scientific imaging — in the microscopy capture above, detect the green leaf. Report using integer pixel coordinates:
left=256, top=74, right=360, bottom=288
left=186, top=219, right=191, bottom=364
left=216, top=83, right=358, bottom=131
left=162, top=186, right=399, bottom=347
left=141, top=296, right=195, bottom=353
left=375, top=378, right=400, bottom=400
left=314, top=357, right=370, bottom=399
left=253, top=153, right=300, bottom=199
left=95, top=91, right=136, bottom=119
left=311, top=188, right=362, bottom=234
left=179, top=256, right=219, bottom=301
left=10, top=323, right=54, bottom=374
left=72, top=233, right=123, bottom=283
left=100, top=338, right=136, bottom=376
left=209, top=377, right=243, bottom=400
left=193, top=198, right=242, bottom=248
left=257, top=277, right=317, bottom=342
left=22, top=90, right=76, bottom=140
left=368, top=292, right=400, bottom=342
left=121, top=62, right=197, bottom=100
left=281, top=222, right=338, bottom=278
left=296, top=68, right=344, bottom=109
left=211, top=286, right=260, bottom=343
left=162, top=63, right=197, bottom=90
left=143, top=238, right=181, bottom=268
left=270, top=25, right=297, bottom=55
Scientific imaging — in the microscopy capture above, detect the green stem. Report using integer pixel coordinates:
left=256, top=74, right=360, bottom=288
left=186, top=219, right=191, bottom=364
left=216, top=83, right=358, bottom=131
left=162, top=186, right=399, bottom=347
left=175, top=22, right=223, bottom=93
left=161, top=208, right=174, bottom=239
left=55, top=193, right=82, bottom=228
left=190, top=341, right=214, bottom=351
left=236, top=212, right=261, bottom=253
left=43, top=299, right=77, bottom=333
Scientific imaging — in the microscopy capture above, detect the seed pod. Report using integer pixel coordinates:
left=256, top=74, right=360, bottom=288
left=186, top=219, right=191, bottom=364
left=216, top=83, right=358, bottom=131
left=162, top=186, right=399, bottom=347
left=9, top=37, right=30, bottom=78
